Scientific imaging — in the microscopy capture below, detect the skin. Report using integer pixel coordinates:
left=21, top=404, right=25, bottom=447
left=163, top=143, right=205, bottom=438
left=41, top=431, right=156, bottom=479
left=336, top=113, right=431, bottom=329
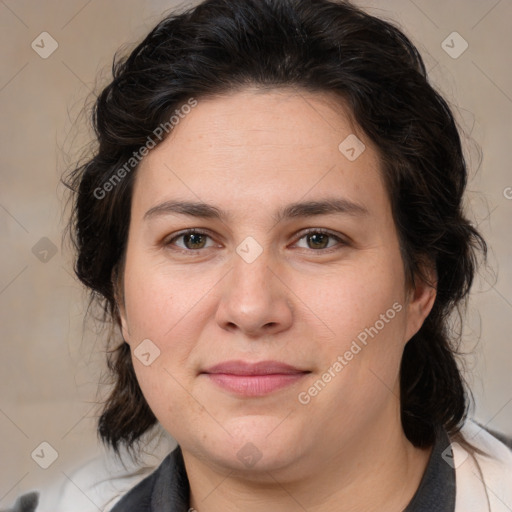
left=118, top=88, right=437, bottom=512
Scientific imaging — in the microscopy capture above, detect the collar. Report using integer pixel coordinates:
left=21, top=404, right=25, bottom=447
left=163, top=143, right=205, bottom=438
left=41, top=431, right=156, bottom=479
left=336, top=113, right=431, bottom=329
left=151, top=445, right=189, bottom=511
left=404, top=428, right=455, bottom=511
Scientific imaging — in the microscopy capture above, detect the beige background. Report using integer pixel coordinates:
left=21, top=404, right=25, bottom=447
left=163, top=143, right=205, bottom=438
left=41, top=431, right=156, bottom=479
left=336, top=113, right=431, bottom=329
left=1, top=0, right=511, bottom=508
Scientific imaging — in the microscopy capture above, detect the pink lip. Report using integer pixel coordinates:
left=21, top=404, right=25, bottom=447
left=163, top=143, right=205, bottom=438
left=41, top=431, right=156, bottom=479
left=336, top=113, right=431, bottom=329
left=201, top=360, right=310, bottom=397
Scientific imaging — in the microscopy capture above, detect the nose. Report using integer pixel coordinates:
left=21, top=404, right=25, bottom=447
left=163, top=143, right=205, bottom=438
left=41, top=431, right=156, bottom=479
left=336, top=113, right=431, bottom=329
left=215, top=248, right=293, bottom=337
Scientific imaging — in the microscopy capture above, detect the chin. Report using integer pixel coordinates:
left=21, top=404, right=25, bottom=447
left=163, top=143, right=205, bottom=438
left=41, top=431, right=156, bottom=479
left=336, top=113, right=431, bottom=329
left=201, top=415, right=304, bottom=473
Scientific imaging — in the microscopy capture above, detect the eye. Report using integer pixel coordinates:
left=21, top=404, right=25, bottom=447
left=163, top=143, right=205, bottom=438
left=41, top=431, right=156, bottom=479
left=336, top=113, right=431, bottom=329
left=163, top=228, right=347, bottom=254
left=294, top=229, right=346, bottom=251
left=164, top=229, right=216, bottom=251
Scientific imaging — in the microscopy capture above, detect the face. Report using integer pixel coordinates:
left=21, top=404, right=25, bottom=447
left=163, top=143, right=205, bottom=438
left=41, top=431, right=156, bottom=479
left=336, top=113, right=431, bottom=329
left=118, top=88, right=435, bottom=478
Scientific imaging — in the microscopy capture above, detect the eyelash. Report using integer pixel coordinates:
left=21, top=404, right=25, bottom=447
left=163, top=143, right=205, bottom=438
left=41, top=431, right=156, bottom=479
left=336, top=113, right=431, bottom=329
left=163, top=228, right=347, bottom=254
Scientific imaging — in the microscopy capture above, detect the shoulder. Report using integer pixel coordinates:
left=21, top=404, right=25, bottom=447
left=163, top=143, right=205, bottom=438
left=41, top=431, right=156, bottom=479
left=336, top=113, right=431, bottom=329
left=108, top=467, right=160, bottom=512
left=452, top=420, right=512, bottom=512
left=110, top=446, right=188, bottom=512
left=45, top=431, right=177, bottom=512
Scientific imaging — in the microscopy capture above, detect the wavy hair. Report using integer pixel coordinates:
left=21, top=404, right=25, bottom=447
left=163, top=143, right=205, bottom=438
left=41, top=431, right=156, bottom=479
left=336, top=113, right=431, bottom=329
left=66, top=0, right=486, bottom=452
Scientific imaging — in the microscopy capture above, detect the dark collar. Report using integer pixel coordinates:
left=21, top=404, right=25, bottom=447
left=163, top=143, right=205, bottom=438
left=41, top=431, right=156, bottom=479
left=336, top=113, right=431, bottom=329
left=109, top=446, right=189, bottom=512
left=151, top=445, right=189, bottom=511
left=404, top=428, right=456, bottom=511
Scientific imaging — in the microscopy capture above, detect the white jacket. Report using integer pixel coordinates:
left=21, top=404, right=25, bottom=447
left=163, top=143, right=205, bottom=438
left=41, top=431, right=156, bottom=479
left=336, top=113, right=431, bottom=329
left=454, top=421, right=512, bottom=511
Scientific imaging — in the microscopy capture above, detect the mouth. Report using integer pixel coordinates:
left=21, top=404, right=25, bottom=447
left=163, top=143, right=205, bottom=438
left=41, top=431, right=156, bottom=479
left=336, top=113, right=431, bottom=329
left=200, top=360, right=311, bottom=397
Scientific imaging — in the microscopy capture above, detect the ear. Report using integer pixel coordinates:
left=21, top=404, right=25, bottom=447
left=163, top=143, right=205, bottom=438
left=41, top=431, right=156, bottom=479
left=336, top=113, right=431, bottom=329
left=117, top=300, right=131, bottom=345
left=403, top=263, right=437, bottom=343
left=112, top=265, right=131, bottom=345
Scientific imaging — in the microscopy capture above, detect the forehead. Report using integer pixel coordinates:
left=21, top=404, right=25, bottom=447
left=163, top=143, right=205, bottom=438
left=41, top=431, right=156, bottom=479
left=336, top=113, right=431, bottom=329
left=163, top=87, right=363, bottom=154
left=132, top=88, right=387, bottom=218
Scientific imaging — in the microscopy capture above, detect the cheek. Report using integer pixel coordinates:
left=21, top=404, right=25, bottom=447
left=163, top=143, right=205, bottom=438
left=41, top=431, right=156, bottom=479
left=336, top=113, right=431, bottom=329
left=132, top=359, right=206, bottom=439
left=306, top=256, right=409, bottom=398
left=122, top=252, right=210, bottom=343
left=313, top=258, right=407, bottom=339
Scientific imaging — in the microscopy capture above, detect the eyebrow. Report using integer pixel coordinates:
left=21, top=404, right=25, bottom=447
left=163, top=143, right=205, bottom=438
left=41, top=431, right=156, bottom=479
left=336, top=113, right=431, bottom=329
left=143, top=197, right=368, bottom=223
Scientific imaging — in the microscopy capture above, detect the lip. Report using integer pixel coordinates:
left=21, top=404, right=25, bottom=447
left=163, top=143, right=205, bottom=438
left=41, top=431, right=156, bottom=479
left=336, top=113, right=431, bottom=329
left=201, top=360, right=310, bottom=397
left=202, top=360, right=307, bottom=375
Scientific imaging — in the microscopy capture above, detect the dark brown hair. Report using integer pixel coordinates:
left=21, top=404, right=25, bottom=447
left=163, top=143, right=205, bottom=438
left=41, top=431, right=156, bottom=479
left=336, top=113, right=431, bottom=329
left=66, top=0, right=486, bottom=452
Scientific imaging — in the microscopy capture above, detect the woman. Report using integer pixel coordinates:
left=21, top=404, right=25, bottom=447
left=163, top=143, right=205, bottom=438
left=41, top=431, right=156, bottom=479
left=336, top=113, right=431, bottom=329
left=12, top=0, right=509, bottom=510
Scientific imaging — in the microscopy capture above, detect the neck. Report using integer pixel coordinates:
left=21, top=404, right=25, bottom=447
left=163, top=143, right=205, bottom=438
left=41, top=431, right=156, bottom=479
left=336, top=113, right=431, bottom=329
left=183, top=410, right=432, bottom=512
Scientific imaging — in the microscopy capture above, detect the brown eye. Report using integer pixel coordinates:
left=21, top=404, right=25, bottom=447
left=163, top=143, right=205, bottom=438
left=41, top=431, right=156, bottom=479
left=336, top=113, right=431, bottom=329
left=306, top=232, right=330, bottom=249
left=182, top=232, right=208, bottom=249
left=295, top=230, right=344, bottom=251
left=165, top=230, right=215, bottom=251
